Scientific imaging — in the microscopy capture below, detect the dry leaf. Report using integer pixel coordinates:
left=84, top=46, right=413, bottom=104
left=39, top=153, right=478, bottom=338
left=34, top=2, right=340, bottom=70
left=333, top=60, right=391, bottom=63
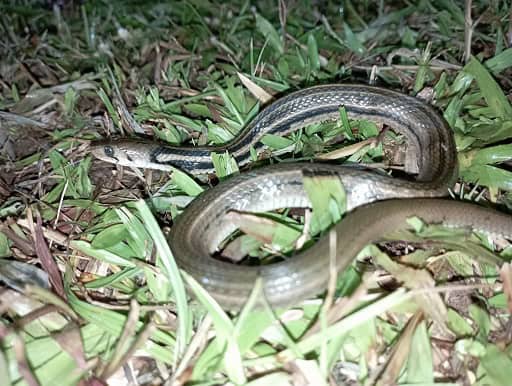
left=225, top=211, right=278, bottom=245
left=33, top=215, right=65, bottom=298
left=376, top=252, right=447, bottom=326
left=379, top=311, right=424, bottom=385
left=237, top=72, right=273, bottom=104
left=316, top=137, right=377, bottom=160
left=285, top=359, right=327, bottom=386
left=53, top=323, right=88, bottom=370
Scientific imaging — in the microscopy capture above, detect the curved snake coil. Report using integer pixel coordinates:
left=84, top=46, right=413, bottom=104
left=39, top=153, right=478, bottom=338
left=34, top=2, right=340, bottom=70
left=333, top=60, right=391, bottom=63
left=91, top=84, right=512, bottom=309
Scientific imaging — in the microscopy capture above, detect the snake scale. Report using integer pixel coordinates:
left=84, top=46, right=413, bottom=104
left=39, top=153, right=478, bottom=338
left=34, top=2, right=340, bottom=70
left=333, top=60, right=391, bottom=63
left=91, top=84, right=512, bottom=309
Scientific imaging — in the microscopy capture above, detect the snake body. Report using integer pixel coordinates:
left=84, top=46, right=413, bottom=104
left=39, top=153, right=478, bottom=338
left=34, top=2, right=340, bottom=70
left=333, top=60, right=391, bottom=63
left=91, top=84, right=512, bottom=310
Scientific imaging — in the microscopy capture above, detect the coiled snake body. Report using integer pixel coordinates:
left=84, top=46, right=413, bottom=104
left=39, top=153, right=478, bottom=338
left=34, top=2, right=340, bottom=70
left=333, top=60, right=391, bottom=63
left=91, top=84, right=512, bottom=309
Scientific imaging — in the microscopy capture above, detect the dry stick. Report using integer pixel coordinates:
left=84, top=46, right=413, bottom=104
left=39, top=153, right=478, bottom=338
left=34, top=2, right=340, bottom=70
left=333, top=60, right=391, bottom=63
left=52, top=324, right=89, bottom=370
left=305, top=279, right=500, bottom=340
left=99, top=299, right=142, bottom=380
left=295, top=209, right=312, bottom=250
left=411, top=282, right=502, bottom=295
left=166, top=315, right=213, bottom=386
left=303, top=273, right=374, bottom=339
left=31, top=98, right=59, bottom=116
left=17, top=218, right=68, bottom=246
left=369, top=65, right=378, bottom=85
left=373, top=311, right=425, bottom=385
left=12, top=334, right=41, bottom=386
left=464, top=0, right=473, bottom=63
left=0, top=111, right=49, bottom=129
left=0, top=222, right=35, bottom=255
left=77, top=296, right=178, bottom=313
left=14, top=305, right=60, bottom=328
left=103, top=323, right=157, bottom=382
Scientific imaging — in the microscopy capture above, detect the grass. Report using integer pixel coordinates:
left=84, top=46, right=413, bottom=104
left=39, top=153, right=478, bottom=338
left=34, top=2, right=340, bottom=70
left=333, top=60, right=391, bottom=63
left=0, top=0, right=511, bottom=385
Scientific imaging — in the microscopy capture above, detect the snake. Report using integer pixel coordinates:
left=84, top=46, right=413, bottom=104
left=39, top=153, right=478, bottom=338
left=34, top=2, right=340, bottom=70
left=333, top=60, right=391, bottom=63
left=90, top=84, right=512, bottom=310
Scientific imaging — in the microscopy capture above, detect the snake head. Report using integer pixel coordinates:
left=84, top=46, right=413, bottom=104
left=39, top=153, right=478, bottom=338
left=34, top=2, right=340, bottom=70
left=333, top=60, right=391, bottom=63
left=90, top=139, right=172, bottom=171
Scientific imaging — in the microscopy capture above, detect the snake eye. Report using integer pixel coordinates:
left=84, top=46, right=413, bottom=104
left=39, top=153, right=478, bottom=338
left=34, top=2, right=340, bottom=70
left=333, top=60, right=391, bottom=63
left=104, top=145, right=115, bottom=158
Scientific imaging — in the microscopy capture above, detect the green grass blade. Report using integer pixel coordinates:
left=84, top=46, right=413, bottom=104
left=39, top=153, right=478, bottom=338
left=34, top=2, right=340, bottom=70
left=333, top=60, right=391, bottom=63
left=464, top=57, right=512, bottom=119
left=133, top=200, right=190, bottom=361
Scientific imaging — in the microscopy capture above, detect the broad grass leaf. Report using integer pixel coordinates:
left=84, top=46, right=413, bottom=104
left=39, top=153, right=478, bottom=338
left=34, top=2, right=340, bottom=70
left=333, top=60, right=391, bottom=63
left=464, top=57, right=512, bottom=119
left=254, top=13, right=283, bottom=54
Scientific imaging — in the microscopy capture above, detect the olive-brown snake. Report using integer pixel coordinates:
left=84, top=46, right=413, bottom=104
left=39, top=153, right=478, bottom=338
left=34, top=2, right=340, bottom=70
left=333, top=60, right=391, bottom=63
left=91, top=85, right=512, bottom=309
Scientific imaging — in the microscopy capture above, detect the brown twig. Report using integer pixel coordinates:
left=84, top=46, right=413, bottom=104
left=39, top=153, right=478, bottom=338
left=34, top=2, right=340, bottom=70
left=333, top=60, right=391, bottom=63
left=12, top=334, right=41, bottom=386
left=167, top=315, right=213, bottom=386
